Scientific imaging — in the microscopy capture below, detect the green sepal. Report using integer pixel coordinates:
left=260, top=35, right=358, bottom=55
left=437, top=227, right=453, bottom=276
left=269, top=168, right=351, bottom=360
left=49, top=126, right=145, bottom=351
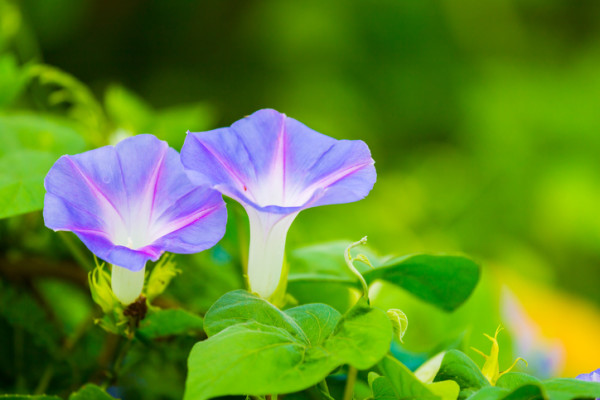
left=88, top=259, right=119, bottom=314
left=145, top=254, right=180, bottom=302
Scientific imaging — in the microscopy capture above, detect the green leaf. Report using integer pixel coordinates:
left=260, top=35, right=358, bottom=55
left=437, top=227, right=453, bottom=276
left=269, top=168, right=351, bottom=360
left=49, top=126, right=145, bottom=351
left=185, top=321, right=338, bottom=400
left=185, top=290, right=392, bottom=400
left=468, top=385, right=548, bottom=400
left=0, top=114, right=86, bottom=156
left=287, top=241, right=376, bottom=312
left=204, top=290, right=307, bottom=340
left=0, top=150, right=57, bottom=218
left=284, top=303, right=341, bottom=344
left=463, top=387, right=508, bottom=400
left=0, top=54, right=30, bottom=108
left=370, top=374, right=401, bottom=400
left=137, top=308, right=204, bottom=339
left=287, top=278, right=357, bottom=313
left=376, top=355, right=441, bottom=399
left=429, top=381, right=461, bottom=400
left=288, top=273, right=356, bottom=285
left=415, top=352, right=447, bottom=384
left=0, top=114, right=86, bottom=218
left=290, top=241, right=385, bottom=278
left=69, top=384, right=116, bottom=399
left=433, top=377, right=600, bottom=400
left=466, top=384, right=546, bottom=400
left=324, top=297, right=392, bottom=369
left=104, top=84, right=153, bottom=133
left=300, top=379, right=337, bottom=400
left=502, top=384, right=545, bottom=400
left=543, top=378, right=600, bottom=400
left=289, top=244, right=480, bottom=313
left=495, top=373, right=540, bottom=390
left=434, top=350, right=490, bottom=393
left=363, top=255, right=480, bottom=311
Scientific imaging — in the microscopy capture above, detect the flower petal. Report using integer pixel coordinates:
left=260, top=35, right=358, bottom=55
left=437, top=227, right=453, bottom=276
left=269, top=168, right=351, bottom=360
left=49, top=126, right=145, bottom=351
left=152, top=186, right=227, bottom=253
left=283, top=117, right=376, bottom=207
left=113, top=135, right=194, bottom=221
left=182, top=109, right=376, bottom=213
left=44, top=147, right=128, bottom=239
left=74, top=230, right=161, bottom=271
left=577, top=368, right=600, bottom=382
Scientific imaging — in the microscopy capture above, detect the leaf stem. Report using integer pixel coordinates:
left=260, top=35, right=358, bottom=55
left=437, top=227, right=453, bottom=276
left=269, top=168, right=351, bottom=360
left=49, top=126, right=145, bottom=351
left=343, top=366, right=358, bottom=400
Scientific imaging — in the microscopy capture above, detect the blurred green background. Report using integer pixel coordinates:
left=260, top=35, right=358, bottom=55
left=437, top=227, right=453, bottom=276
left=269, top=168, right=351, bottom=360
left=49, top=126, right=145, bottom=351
left=2, top=0, right=600, bottom=397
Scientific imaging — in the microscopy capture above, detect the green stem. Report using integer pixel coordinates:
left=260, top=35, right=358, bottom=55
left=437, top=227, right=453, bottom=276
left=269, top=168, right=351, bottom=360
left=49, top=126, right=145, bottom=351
left=343, top=366, right=358, bottom=400
left=110, top=337, right=134, bottom=383
left=14, top=326, right=27, bottom=393
left=34, top=367, right=53, bottom=395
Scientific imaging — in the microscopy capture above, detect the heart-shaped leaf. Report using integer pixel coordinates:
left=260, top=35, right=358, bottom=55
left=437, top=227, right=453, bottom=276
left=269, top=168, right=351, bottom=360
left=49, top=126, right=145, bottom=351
left=185, top=290, right=392, bottom=400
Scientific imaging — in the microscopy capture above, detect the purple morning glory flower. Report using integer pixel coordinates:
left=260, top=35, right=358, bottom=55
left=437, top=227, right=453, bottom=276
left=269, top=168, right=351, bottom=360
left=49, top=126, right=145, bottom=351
left=577, top=368, right=600, bottom=383
left=577, top=369, right=600, bottom=400
left=44, top=134, right=227, bottom=304
left=181, top=109, right=376, bottom=299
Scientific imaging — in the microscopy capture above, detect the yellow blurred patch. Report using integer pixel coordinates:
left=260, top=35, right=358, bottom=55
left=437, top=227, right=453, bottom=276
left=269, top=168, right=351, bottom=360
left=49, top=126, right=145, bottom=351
left=499, top=268, right=600, bottom=376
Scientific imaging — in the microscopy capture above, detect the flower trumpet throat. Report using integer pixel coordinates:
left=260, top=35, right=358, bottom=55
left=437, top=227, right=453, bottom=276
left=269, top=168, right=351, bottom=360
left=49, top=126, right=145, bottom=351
left=471, top=326, right=528, bottom=385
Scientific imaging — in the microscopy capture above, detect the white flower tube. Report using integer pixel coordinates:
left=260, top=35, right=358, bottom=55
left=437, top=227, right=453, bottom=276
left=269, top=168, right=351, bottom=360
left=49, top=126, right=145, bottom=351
left=246, top=209, right=298, bottom=299
left=111, top=264, right=146, bottom=305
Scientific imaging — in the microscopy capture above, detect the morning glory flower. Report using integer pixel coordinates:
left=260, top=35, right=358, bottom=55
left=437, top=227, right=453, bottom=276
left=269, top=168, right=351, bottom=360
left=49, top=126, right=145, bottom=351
left=577, top=368, right=600, bottom=382
left=181, top=109, right=376, bottom=299
left=577, top=369, right=600, bottom=400
left=44, top=134, right=227, bottom=304
left=500, top=287, right=564, bottom=378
